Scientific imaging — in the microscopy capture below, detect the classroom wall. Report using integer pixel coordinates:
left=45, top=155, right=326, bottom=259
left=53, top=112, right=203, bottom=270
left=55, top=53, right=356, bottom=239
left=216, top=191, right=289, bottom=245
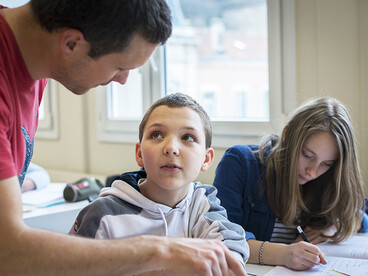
left=295, top=0, right=368, bottom=193
left=32, top=0, right=368, bottom=192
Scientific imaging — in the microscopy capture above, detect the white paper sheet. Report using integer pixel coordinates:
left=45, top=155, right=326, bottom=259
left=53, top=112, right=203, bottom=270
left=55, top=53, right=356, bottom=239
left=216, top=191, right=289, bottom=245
left=22, top=183, right=66, bottom=207
left=318, top=235, right=368, bottom=259
left=264, top=256, right=368, bottom=276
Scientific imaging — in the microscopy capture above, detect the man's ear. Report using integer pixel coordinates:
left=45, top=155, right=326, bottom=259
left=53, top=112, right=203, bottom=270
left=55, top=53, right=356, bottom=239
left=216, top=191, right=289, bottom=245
left=59, top=29, right=87, bottom=59
left=135, top=143, right=144, bottom=168
left=201, top=148, right=214, bottom=172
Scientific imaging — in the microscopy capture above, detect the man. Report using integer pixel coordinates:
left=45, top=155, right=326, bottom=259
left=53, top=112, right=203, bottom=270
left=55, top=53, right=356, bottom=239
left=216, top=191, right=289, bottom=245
left=0, top=1, right=247, bottom=275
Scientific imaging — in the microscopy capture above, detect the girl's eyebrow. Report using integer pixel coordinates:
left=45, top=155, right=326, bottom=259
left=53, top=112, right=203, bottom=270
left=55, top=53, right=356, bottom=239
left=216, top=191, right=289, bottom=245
left=303, top=147, right=316, bottom=156
left=304, top=147, right=337, bottom=162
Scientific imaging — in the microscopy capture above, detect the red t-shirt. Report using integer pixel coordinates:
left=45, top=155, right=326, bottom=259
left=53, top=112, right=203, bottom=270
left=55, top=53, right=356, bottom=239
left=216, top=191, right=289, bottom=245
left=0, top=6, right=47, bottom=184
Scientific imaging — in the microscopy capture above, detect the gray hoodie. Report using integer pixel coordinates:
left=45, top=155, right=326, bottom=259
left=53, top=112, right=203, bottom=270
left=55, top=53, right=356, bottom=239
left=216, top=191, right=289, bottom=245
left=69, top=179, right=249, bottom=265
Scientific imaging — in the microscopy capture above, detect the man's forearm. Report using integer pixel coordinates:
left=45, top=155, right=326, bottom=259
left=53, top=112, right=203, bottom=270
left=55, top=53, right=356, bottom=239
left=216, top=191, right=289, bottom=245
left=1, top=227, right=159, bottom=276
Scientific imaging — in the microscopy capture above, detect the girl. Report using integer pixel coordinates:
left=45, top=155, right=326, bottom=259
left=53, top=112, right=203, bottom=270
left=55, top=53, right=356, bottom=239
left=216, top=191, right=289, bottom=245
left=214, top=97, right=367, bottom=270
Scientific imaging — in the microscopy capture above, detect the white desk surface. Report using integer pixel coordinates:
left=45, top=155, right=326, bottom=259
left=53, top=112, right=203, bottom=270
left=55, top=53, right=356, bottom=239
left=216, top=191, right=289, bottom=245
left=22, top=183, right=89, bottom=234
left=23, top=200, right=89, bottom=233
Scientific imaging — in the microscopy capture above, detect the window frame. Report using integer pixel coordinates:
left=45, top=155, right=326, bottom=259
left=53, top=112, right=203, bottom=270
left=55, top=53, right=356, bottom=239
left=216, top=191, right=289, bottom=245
left=36, top=79, right=59, bottom=140
left=96, top=0, right=296, bottom=147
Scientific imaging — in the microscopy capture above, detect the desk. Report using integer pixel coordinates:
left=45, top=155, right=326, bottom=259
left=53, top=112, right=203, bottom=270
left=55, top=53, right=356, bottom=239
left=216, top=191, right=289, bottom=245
left=22, top=183, right=89, bottom=233
left=23, top=200, right=89, bottom=233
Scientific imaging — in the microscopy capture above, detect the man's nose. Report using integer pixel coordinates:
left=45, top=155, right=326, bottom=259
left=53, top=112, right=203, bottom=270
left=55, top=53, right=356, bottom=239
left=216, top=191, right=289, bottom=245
left=112, top=70, right=130, bottom=85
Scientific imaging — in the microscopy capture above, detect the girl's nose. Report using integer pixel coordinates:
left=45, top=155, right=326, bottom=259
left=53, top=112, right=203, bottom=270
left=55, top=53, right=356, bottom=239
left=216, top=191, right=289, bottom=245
left=306, top=164, right=318, bottom=179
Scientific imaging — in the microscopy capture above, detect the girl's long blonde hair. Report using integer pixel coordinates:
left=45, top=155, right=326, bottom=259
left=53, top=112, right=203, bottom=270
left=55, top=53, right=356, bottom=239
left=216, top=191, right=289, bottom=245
left=260, top=97, right=365, bottom=243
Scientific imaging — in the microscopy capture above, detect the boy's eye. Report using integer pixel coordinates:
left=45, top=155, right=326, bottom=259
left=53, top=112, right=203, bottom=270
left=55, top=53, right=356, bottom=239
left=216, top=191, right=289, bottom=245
left=182, top=134, right=196, bottom=142
left=150, top=131, right=162, bottom=139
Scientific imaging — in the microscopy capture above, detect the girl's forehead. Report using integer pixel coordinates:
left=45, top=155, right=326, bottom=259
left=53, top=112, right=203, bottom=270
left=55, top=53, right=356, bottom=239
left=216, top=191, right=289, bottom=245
left=303, top=131, right=339, bottom=159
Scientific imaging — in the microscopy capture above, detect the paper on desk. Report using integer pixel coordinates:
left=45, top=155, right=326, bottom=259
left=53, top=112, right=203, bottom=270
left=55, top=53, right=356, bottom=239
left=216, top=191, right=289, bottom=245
left=264, top=255, right=368, bottom=276
left=22, top=183, right=66, bottom=207
left=317, top=235, right=368, bottom=259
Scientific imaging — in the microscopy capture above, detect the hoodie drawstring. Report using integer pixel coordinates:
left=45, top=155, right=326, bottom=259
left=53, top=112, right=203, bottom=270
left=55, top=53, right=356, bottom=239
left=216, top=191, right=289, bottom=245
left=158, top=207, right=168, bottom=237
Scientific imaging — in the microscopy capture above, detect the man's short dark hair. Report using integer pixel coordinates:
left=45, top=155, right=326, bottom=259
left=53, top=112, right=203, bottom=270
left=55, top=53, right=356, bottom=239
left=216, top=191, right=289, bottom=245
left=30, top=0, right=172, bottom=59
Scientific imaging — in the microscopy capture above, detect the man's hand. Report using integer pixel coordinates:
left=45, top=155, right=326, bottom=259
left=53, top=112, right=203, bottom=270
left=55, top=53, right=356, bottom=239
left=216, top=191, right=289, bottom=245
left=147, top=237, right=247, bottom=276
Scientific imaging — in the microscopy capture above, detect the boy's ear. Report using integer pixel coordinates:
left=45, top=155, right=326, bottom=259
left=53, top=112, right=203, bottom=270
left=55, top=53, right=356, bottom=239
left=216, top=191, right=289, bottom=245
left=59, top=29, right=88, bottom=59
left=201, top=148, right=214, bottom=172
left=135, top=143, right=144, bottom=168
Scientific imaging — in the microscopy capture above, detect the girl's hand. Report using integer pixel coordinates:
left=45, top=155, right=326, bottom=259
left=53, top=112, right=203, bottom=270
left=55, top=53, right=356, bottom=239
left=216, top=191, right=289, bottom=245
left=294, top=226, right=337, bottom=244
left=282, top=241, right=327, bottom=270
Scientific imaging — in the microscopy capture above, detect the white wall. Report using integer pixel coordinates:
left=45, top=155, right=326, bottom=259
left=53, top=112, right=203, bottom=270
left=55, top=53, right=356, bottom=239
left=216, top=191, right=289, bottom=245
left=32, top=0, right=368, bottom=192
left=295, top=0, right=368, bottom=192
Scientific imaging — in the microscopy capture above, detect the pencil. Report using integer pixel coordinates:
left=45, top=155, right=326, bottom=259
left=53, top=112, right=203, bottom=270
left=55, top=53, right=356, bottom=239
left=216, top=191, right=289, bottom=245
left=332, top=269, right=351, bottom=276
left=297, top=225, right=310, bottom=242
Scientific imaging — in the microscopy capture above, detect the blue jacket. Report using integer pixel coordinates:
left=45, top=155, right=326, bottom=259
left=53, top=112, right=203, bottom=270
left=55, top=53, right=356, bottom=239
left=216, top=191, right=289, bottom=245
left=213, top=144, right=368, bottom=241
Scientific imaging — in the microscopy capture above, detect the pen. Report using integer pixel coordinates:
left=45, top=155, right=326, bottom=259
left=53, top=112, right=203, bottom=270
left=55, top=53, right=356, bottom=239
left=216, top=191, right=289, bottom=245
left=297, top=225, right=327, bottom=265
left=297, top=225, right=309, bottom=242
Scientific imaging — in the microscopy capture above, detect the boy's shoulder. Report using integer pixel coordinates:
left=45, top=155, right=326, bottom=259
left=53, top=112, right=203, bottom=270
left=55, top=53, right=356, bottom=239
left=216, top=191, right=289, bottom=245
left=192, top=182, right=217, bottom=195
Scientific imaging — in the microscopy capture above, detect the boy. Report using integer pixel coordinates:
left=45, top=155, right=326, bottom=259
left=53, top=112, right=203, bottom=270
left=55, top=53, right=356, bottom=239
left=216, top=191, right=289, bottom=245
left=70, top=93, right=249, bottom=270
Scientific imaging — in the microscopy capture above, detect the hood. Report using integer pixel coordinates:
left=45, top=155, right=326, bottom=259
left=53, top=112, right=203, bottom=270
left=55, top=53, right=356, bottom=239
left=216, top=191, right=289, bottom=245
left=99, top=175, right=195, bottom=237
left=100, top=179, right=194, bottom=215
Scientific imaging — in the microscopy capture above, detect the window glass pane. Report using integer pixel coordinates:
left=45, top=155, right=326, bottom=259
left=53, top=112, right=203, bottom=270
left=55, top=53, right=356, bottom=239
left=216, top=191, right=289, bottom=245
left=107, top=69, right=143, bottom=120
left=0, top=0, right=29, bottom=8
left=39, top=95, right=45, bottom=120
left=166, top=0, right=269, bottom=122
left=38, top=79, right=51, bottom=122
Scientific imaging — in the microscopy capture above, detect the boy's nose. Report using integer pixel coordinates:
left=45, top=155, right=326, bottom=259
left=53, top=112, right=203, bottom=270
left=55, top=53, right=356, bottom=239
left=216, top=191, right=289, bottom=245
left=163, top=137, right=179, bottom=156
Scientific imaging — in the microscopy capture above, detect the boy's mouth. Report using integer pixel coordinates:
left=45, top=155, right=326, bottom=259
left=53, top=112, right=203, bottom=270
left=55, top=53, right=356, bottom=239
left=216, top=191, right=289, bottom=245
left=161, top=163, right=181, bottom=169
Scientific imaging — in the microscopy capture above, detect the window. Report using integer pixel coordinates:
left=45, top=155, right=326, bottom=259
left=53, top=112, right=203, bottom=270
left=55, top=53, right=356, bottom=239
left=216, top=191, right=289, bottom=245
left=0, top=0, right=28, bottom=8
left=97, top=0, right=296, bottom=147
left=36, top=79, right=59, bottom=139
left=166, top=0, right=269, bottom=122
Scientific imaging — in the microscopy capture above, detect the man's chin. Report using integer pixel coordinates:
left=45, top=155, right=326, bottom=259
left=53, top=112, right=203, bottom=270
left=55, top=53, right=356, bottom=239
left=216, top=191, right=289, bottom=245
left=65, top=85, right=91, bottom=95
